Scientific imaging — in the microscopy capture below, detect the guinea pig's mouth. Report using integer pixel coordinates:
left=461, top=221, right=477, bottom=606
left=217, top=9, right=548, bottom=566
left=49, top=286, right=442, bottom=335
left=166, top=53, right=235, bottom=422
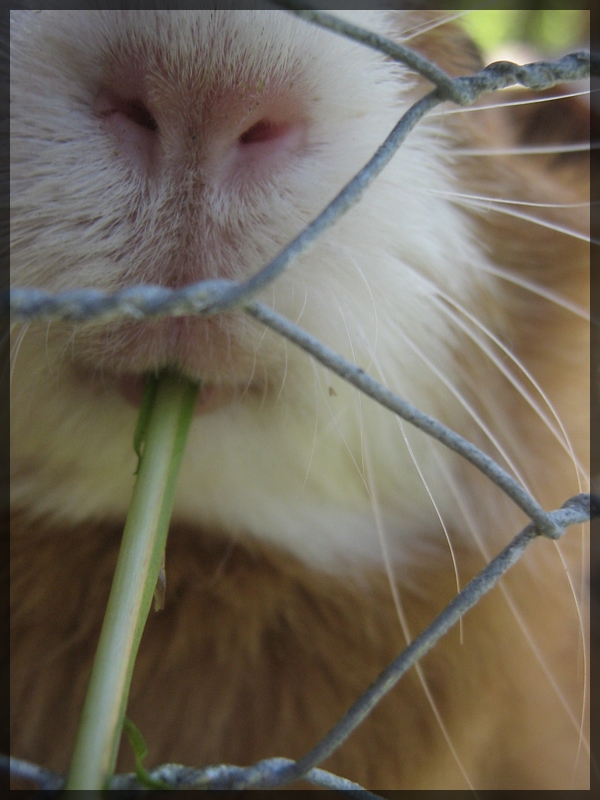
left=118, top=373, right=263, bottom=415
left=74, top=367, right=266, bottom=416
left=68, top=315, right=279, bottom=414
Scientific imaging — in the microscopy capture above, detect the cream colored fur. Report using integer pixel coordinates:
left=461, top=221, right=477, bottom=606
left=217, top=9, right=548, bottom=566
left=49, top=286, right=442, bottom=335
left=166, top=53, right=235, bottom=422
left=9, top=9, right=590, bottom=789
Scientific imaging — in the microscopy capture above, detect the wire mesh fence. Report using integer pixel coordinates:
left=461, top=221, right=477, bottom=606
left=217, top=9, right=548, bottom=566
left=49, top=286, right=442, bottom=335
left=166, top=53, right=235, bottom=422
left=6, top=6, right=597, bottom=794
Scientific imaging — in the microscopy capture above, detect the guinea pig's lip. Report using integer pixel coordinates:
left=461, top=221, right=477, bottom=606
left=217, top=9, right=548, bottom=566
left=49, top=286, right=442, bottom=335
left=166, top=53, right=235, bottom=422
left=73, top=367, right=261, bottom=416
left=118, top=374, right=253, bottom=416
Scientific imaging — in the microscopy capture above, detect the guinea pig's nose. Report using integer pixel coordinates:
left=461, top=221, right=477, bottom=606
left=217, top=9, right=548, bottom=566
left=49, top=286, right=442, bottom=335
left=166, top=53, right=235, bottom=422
left=94, top=74, right=308, bottom=185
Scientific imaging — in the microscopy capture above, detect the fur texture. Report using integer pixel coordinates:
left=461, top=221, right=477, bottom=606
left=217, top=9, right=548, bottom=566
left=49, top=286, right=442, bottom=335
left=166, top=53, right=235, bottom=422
left=10, top=9, right=590, bottom=790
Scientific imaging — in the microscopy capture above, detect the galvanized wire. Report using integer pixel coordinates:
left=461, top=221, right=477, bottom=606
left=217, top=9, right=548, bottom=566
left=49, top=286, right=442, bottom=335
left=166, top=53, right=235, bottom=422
left=4, top=753, right=382, bottom=797
left=7, top=6, right=594, bottom=794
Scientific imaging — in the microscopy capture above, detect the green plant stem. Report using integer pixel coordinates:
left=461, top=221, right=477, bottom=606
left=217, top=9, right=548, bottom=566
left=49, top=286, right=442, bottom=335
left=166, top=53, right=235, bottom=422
left=65, top=372, right=199, bottom=791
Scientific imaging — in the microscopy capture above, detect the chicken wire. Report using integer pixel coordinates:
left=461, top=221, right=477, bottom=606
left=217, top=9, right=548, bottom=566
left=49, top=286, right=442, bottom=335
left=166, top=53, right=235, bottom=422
left=6, top=6, right=597, bottom=795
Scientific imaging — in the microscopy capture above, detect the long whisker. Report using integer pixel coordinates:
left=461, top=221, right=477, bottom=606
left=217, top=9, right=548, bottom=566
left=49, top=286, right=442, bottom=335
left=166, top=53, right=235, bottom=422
left=344, top=252, right=380, bottom=369
left=304, top=288, right=392, bottom=496
left=9, top=323, right=30, bottom=389
left=301, top=358, right=324, bottom=492
left=397, top=258, right=587, bottom=483
left=453, top=142, right=593, bottom=156
left=552, top=533, right=590, bottom=780
left=274, top=337, right=289, bottom=406
left=360, top=342, right=463, bottom=609
left=428, top=189, right=589, bottom=210
left=393, top=325, right=531, bottom=490
left=333, top=298, right=369, bottom=486
left=433, top=88, right=593, bottom=116
left=400, top=11, right=471, bottom=42
left=433, top=449, right=590, bottom=758
left=292, top=284, right=309, bottom=327
left=363, top=439, right=475, bottom=791
left=477, top=263, right=589, bottom=320
left=434, top=191, right=589, bottom=241
left=44, top=321, right=54, bottom=371
left=238, top=325, right=262, bottom=405
left=56, top=324, right=78, bottom=373
left=432, top=294, right=588, bottom=485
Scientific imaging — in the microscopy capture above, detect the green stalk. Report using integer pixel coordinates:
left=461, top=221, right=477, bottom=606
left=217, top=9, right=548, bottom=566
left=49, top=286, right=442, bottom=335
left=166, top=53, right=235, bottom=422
left=66, top=372, right=199, bottom=791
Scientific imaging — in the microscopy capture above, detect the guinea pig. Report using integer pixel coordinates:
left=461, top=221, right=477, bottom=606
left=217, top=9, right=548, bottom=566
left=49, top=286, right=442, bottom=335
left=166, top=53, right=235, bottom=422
left=9, top=8, right=590, bottom=790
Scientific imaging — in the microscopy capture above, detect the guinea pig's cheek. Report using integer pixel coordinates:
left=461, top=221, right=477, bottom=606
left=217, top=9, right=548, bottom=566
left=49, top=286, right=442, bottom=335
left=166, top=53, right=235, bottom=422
left=94, top=90, right=160, bottom=174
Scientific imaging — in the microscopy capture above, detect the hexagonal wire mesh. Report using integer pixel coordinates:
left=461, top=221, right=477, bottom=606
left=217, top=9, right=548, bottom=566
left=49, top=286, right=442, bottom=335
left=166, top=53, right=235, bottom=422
left=6, top=6, right=596, bottom=794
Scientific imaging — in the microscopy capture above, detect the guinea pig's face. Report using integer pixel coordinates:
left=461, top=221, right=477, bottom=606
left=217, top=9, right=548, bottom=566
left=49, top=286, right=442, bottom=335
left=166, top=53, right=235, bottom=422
left=12, top=12, right=409, bottom=375
left=9, top=10, right=510, bottom=567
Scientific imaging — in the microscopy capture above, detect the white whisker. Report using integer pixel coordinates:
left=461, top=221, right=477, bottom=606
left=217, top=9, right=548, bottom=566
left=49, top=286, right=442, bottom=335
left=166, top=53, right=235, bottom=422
left=433, top=449, right=590, bottom=757
left=428, top=189, right=589, bottom=210
left=394, top=325, right=531, bottom=490
left=302, top=358, right=323, bottom=492
left=552, top=534, right=590, bottom=779
left=238, top=323, right=262, bottom=405
left=10, top=323, right=30, bottom=389
left=433, top=294, right=588, bottom=486
left=398, top=258, right=587, bottom=482
left=453, top=142, right=592, bottom=157
left=363, top=440, right=475, bottom=791
left=400, top=11, right=471, bottom=42
left=274, top=338, right=289, bottom=406
left=44, top=321, right=54, bottom=371
left=57, top=325, right=77, bottom=373
left=478, top=263, right=589, bottom=321
left=434, top=88, right=593, bottom=116
left=333, top=297, right=369, bottom=485
left=438, top=192, right=589, bottom=241
left=362, top=345, right=464, bottom=613
left=292, top=285, right=309, bottom=327
left=344, top=251, right=379, bottom=368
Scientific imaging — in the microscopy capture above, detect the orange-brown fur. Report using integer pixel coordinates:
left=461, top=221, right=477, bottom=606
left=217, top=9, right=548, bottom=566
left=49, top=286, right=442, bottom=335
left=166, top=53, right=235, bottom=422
left=10, top=12, right=590, bottom=790
left=10, top=515, right=587, bottom=790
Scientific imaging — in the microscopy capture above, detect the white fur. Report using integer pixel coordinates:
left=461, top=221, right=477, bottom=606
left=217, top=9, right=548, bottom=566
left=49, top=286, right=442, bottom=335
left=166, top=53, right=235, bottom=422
left=10, top=10, right=498, bottom=569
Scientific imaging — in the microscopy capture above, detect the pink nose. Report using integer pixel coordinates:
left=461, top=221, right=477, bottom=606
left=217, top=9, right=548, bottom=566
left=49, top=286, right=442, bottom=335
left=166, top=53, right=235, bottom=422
left=93, top=76, right=308, bottom=186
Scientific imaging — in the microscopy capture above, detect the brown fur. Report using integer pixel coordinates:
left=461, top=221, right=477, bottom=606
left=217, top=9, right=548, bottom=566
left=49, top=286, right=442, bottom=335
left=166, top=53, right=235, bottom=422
left=10, top=12, right=590, bottom=791
left=10, top=514, right=587, bottom=790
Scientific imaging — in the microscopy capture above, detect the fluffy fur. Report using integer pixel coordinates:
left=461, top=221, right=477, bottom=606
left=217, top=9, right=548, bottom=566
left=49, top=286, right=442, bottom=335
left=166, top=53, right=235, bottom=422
left=10, top=9, right=590, bottom=790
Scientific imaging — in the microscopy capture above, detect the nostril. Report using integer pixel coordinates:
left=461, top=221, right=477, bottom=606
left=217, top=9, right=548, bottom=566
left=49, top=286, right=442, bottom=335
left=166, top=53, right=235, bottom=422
left=239, top=119, right=292, bottom=146
left=119, top=98, right=158, bottom=132
left=233, top=115, right=307, bottom=175
left=97, top=95, right=158, bottom=133
left=95, top=89, right=160, bottom=173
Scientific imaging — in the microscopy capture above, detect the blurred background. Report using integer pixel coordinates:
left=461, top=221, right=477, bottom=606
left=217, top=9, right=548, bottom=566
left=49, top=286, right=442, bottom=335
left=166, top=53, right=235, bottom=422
left=462, top=3, right=596, bottom=784
left=461, top=7, right=590, bottom=61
